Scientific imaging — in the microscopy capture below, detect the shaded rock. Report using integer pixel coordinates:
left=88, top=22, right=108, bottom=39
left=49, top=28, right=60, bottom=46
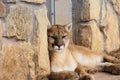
left=0, top=1, right=6, bottom=17
left=32, top=6, right=50, bottom=79
left=2, top=0, right=16, bottom=3
left=6, top=4, right=33, bottom=41
left=72, top=0, right=101, bottom=21
left=73, top=20, right=104, bottom=52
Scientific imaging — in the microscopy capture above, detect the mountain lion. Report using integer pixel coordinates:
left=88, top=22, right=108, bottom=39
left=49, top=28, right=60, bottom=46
left=47, top=23, right=120, bottom=80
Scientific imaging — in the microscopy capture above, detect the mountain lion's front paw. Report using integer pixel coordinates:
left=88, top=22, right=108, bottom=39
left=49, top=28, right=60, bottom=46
left=49, top=71, right=79, bottom=80
left=80, top=74, right=95, bottom=80
left=65, top=72, right=79, bottom=80
left=104, top=64, right=120, bottom=75
left=86, top=68, right=98, bottom=74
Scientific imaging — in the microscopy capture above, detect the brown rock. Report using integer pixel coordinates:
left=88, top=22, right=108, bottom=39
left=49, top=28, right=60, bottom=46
left=21, top=0, right=46, bottom=4
left=111, top=0, right=120, bottom=15
left=73, top=20, right=104, bottom=52
left=104, top=3, right=120, bottom=53
left=0, top=42, right=35, bottom=80
left=72, top=0, right=100, bottom=21
left=0, top=20, right=2, bottom=49
left=32, top=7, right=50, bottom=79
left=0, top=1, right=6, bottom=17
left=6, top=4, right=33, bottom=41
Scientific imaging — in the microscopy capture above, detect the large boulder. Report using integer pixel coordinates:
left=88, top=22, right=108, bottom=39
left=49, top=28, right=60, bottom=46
left=5, top=4, right=33, bottom=41
left=73, top=20, right=104, bottom=52
left=104, top=2, right=120, bottom=53
left=32, top=6, right=50, bottom=80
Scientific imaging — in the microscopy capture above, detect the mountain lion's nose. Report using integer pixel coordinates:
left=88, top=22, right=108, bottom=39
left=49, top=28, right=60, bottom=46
left=56, top=43, right=63, bottom=48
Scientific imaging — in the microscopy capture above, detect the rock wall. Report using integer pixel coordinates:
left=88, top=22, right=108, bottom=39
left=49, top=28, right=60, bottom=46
left=0, top=0, right=50, bottom=80
left=72, top=0, right=120, bottom=53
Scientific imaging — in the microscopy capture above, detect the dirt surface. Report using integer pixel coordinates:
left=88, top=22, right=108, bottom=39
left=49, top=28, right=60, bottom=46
left=94, top=72, right=120, bottom=80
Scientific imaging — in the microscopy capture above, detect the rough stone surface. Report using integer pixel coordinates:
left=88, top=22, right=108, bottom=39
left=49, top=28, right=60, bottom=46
left=2, top=0, right=16, bottom=3
left=32, top=7, right=50, bottom=79
left=111, top=0, right=120, bottom=15
left=0, top=42, right=35, bottom=80
left=6, top=4, right=33, bottom=41
left=99, top=0, right=107, bottom=27
left=105, top=3, right=120, bottom=53
left=74, top=20, right=104, bottom=52
left=0, top=20, right=2, bottom=50
left=0, top=1, right=6, bottom=17
left=21, top=0, right=46, bottom=4
left=72, top=0, right=100, bottom=21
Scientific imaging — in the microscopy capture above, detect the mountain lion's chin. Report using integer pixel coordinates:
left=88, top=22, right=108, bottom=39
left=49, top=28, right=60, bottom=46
left=55, top=49, right=64, bottom=53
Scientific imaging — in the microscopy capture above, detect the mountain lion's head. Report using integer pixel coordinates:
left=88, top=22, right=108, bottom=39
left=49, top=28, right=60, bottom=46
left=47, top=23, right=72, bottom=53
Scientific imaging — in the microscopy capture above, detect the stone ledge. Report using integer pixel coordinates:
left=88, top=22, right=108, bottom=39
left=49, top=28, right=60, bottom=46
left=21, top=0, right=46, bottom=4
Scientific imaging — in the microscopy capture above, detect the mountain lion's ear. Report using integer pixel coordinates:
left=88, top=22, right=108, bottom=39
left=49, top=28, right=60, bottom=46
left=65, top=23, right=72, bottom=32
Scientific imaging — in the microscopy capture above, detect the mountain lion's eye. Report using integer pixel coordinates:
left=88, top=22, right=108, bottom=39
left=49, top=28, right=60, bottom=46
left=51, top=36, right=57, bottom=40
left=62, top=35, right=66, bottom=39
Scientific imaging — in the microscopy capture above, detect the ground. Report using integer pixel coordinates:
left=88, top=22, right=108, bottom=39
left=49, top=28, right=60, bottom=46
left=94, top=72, right=120, bottom=80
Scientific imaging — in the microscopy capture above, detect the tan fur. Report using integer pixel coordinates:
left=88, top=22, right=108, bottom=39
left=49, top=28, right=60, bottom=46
left=48, top=24, right=120, bottom=80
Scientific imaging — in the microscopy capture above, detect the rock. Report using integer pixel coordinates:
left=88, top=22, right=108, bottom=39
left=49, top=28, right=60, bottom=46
left=111, top=0, right=120, bottom=15
left=0, top=1, right=6, bottom=17
left=73, top=20, right=104, bottom=52
left=6, top=4, right=33, bottom=41
left=0, top=20, right=2, bottom=50
left=21, top=0, right=46, bottom=4
left=0, top=42, right=35, bottom=80
left=72, top=0, right=101, bottom=21
left=0, top=20, right=2, bottom=62
left=99, top=0, right=107, bottom=27
left=32, top=6, right=50, bottom=79
left=2, top=0, right=16, bottom=3
left=104, top=3, right=120, bottom=53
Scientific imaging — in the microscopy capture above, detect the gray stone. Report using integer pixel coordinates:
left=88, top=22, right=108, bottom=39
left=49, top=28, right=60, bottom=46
left=2, top=0, right=16, bottom=3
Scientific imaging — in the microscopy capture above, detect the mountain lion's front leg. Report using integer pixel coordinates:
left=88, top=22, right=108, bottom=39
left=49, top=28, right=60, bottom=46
left=49, top=71, right=79, bottom=80
left=104, top=54, right=120, bottom=63
left=75, top=64, right=95, bottom=80
left=91, top=62, right=120, bottom=75
left=103, top=64, right=120, bottom=75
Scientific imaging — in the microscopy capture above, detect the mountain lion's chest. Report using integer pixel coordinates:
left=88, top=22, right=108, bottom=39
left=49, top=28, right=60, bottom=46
left=51, top=51, right=77, bottom=72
